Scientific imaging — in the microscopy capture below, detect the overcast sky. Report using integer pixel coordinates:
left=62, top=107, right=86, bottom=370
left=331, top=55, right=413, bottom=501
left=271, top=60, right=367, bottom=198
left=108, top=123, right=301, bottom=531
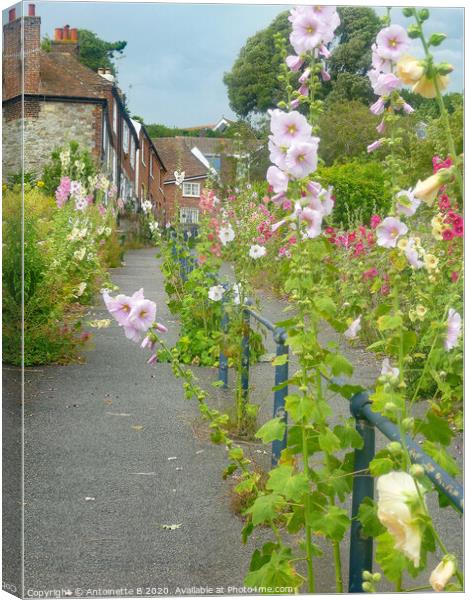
left=9, top=1, right=465, bottom=126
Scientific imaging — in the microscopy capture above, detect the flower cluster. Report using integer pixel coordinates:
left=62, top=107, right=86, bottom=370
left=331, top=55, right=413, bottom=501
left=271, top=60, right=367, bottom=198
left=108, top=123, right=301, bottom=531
left=103, top=288, right=167, bottom=363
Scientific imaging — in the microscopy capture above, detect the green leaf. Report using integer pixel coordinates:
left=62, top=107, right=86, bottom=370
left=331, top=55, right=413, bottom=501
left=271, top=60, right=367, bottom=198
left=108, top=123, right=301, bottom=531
left=369, top=456, right=394, bottom=476
left=370, top=387, right=405, bottom=414
left=245, top=547, right=303, bottom=590
left=244, top=493, right=286, bottom=526
left=333, top=419, right=364, bottom=450
left=285, top=393, right=316, bottom=422
left=255, top=417, right=286, bottom=444
left=271, top=353, right=288, bottom=366
left=315, top=296, right=336, bottom=317
left=229, top=447, right=244, bottom=461
left=325, top=353, right=353, bottom=377
left=375, top=531, right=418, bottom=582
left=377, top=314, right=402, bottom=331
left=308, top=505, right=350, bottom=541
left=421, top=441, right=460, bottom=477
left=266, top=465, right=310, bottom=502
left=416, top=412, right=453, bottom=446
left=357, top=497, right=385, bottom=537
left=318, top=428, right=341, bottom=454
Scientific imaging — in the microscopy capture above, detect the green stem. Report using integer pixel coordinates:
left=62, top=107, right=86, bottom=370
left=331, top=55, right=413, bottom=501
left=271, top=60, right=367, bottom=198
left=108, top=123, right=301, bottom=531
left=301, top=422, right=315, bottom=593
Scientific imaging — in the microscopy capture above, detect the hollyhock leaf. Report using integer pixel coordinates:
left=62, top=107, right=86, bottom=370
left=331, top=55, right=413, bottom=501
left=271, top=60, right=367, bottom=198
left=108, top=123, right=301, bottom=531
left=318, top=428, right=341, bottom=454
left=266, top=465, right=310, bottom=501
left=244, top=493, right=286, bottom=526
left=241, top=521, right=254, bottom=543
left=375, top=532, right=420, bottom=581
left=415, top=412, right=453, bottom=446
left=421, top=441, right=460, bottom=477
left=369, top=456, right=394, bottom=476
left=228, top=447, right=244, bottom=461
left=255, top=417, right=286, bottom=443
left=357, top=497, right=386, bottom=538
left=327, top=381, right=365, bottom=399
left=308, top=505, right=350, bottom=541
left=333, top=420, right=364, bottom=450
left=271, top=354, right=288, bottom=366
left=377, top=314, right=403, bottom=331
left=285, top=394, right=316, bottom=422
left=370, top=387, right=405, bottom=414
left=314, top=296, right=336, bottom=317
left=245, top=548, right=303, bottom=589
left=326, top=353, right=354, bottom=377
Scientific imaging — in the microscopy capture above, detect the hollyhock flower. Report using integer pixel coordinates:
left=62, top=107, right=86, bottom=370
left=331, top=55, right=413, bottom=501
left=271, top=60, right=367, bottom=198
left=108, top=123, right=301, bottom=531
left=370, top=215, right=381, bottom=229
left=395, top=188, right=421, bottom=217
left=377, top=471, right=425, bottom=567
left=103, top=288, right=144, bottom=326
left=403, top=239, right=424, bottom=270
left=320, top=68, right=331, bottom=82
left=319, top=44, right=331, bottom=59
left=376, top=25, right=410, bottom=61
left=75, top=196, right=88, bottom=211
left=413, top=73, right=450, bottom=99
left=70, top=180, right=82, bottom=197
left=300, top=207, right=323, bottom=239
left=298, top=68, right=311, bottom=84
left=249, top=244, right=267, bottom=259
left=367, top=140, right=383, bottom=153
left=381, top=358, right=400, bottom=380
left=286, top=54, right=304, bottom=72
left=270, top=109, right=312, bottom=146
left=98, top=204, right=106, bottom=216
left=442, top=229, right=454, bottom=241
left=373, top=72, right=401, bottom=97
left=429, top=556, right=456, bottom=592
left=298, top=82, right=309, bottom=96
left=219, top=224, right=235, bottom=246
left=424, top=253, right=439, bottom=271
left=402, top=102, right=414, bottom=114
left=413, top=173, right=444, bottom=206
left=376, top=217, right=408, bottom=248
left=285, top=139, right=319, bottom=179
left=290, top=11, right=326, bottom=54
left=208, top=285, right=225, bottom=302
left=268, top=135, right=288, bottom=170
left=344, top=315, right=362, bottom=340
left=290, top=98, right=301, bottom=109
left=267, top=165, right=289, bottom=194
left=444, top=308, right=461, bottom=351
left=363, top=268, right=378, bottom=281
left=371, top=43, right=392, bottom=73
left=450, top=271, right=459, bottom=283
left=396, top=55, right=424, bottom=84
left=370, top=98, right=385, bottom=115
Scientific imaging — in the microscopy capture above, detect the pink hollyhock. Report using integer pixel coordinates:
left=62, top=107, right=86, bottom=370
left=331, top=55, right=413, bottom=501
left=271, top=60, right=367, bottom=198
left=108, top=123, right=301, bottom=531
left=373, top=72, right=401, bottom=96
left=432, top=155, right=453, bottom=173
left=285, top=140, right=319, bottom=179
left=402, top=102, right=414, bottom=114
left=98, top=204, right=106, bottom=216
left=300, top=207, right=323, bottom=239
left=444, top=308, right=461, bottom=351
left=371, top=43, right=392, bottom=73
left=438, top=194, right=451, bottom=211
left=367, top=140, right=383, bottom=153
left=268, top=135, right=288, bottom=171
left=286, top=54, right=304, bottom=72
left=320, top=68, right=331, bottom=82
left=298, top=83, right=309, bottom=96
left=451, top=271, right=459, bottom=283
left=403, top=239, right=424, bottom=269
left=370, top=97, right=385, bottom=115
left=267, top=165, right=289, bottom=194
left=270, top=109, right=312, bottom=147
left=376, top=25, right=410, bottom=61
left=354, top=242, right=365, bottom=256
left=290, top=11, right=326, bottom=54
left=370, top=215, right=382, bottom=229
left=376, top=216, right=408, bottom=248
left=395, top=188, right=421, bottom=217
left=103, top=288, right=144, bottom=326
left=363, top=268, right=379, bottom=281
left=299, top=68, right=311, bottom=84
left=359, top=226, right=367, bottom=237
left=442, top=229, right=454, bottom=241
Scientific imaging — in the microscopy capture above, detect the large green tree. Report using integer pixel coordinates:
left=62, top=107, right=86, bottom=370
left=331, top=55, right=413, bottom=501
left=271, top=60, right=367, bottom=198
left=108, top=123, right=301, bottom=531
left=224, top=7, right=382, bottom=117
left=76, top=30, right=127, bottom=76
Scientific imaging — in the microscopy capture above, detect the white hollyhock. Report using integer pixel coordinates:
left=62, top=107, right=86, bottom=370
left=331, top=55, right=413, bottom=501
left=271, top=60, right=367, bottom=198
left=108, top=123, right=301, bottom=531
left=377, top=471, right=426, bottom=567
left=429, top=556, right=456, bottom=592
left=344, top=315, right=362, bottom=340
left=208, top=285, right=225, bottom=302
left=249, top=244, right=266, bottom=259
left=219, top=224, right=235, bottom=246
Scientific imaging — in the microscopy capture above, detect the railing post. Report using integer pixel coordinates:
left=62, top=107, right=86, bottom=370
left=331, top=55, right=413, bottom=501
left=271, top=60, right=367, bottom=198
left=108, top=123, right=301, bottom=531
left=218, top=295, right=229, bottom=389
left=272, top=327, right=288, bottom=466
left=348, top=392, right=375, bottom=593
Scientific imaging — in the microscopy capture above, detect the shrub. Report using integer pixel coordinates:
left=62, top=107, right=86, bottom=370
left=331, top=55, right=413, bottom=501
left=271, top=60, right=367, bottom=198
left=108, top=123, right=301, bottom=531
left=317, top=161, right=390, bottom=227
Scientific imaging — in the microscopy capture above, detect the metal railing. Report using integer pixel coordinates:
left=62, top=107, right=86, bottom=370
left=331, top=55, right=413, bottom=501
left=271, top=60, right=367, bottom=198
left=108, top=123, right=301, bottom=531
left=169, top=241, right=464, bottom=593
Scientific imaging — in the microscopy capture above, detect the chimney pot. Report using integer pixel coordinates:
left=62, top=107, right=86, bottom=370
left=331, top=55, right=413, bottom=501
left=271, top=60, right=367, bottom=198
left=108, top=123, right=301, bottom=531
left=54, top=28, right=63, bottom=41
left=63, top=24, right=70, bottom=39
left=28, top=4, right=35, bottom=16
left=70, top=28, right=78, bottom=41
left=98, top=68, right=105, bottom=75
left=8, top=8, right=16, bottom=21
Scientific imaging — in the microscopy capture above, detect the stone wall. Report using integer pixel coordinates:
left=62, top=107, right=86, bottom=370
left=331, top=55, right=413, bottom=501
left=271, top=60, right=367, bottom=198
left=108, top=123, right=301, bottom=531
left=2, top=100, right=101, bottom=178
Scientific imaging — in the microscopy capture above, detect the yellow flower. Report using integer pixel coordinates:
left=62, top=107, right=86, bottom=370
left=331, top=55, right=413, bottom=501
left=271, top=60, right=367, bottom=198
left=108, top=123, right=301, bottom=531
left=413, top=173, right=443, bottom=206
left=424, top=254, right=439, bottom=271
left=416, top=305, right=427, bottom=320
left=397, top=238, right=409, bottom=251
left=412, top=73, right=449, bottom=99
left=396, top=55, right=424, bottom=84
left=2, top=183, right=7, bottom=193
left=36, top=180, right=45, bottom=188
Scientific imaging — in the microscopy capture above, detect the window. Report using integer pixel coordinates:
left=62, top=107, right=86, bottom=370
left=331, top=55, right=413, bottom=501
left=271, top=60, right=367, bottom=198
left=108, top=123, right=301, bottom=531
left=206, top=154, right=221, bottom=173
left=130, top=136, right=135, bottom=168
left=123, top=121, right=129, bottom=154
left=182, top=182, right=200, bottom=197
left=150, top=155, right=153, bottom=178
left=113, top=101, right=117, bottom=133
left=179, top=207, right=199, bottom=224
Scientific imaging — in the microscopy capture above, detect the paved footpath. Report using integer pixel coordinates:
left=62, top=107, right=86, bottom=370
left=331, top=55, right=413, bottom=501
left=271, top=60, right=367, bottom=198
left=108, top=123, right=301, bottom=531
left=20, top=248, right=462, bottom=595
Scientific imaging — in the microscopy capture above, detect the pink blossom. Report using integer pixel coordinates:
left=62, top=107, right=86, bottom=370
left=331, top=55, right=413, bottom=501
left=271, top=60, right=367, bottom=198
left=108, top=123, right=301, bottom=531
left=451, top=271, right=459, bottom=283
left=444, top=308, right=461, bottom=351
left=270, top=109, right=312, bottom=147
left=268, top=135, right=288, bottom=171
left=290, top=11, right=326, bottom=54
left=128, top=298, right=157, bottom=332
left=370, top=97, right=385, bottom=115
left=442, top=229, right=454, bottom=241
left=290, top=98, right=301, bottom=109
left=320, top=68, right=331, bottom=82
left=376, top=216, right=408, bottom=248
left=300, top=207, right=323, bottom=239
left=267, top=165, right=289, bottom=193
left=371, top=44, right=392, bottom=73
left=376, top=119, right=386, bottom=134
left=286, top=54, right=304, bottom=72
left=363, top=268, right=379, bottom=281
left=402, top=102, right=414, bottom=114
left=299, top=68, right=311, bottom=84
left=395, top=188, right=421, bottom=217
left=376, top=25, right=410, bottom=61
left=372, top=72, right=401, bottom=97
left=98, top=204, right=106, bottom=216
left=298, top=83, right=309, bottom=96
left=370, top=215, right=382, bottom=229
left=367, top=140, right=383, bottom=153
left=285, top=139, right=319, bottom=179
left=103, top=288, right=144, bottom=326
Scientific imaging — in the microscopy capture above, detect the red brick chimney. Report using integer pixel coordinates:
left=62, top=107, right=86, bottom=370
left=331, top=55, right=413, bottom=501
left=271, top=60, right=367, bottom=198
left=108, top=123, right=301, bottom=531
left=50, top=23, right=80, bottom=55
left=2, top=4, right=41, bottom=99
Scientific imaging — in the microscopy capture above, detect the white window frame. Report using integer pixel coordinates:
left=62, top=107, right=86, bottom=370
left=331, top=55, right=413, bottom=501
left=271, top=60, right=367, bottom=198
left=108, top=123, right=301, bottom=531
left=113, top=101, right=117, bottom=133
left=141, top=142, right=146, bottom=166
left=182, top=182, right=200, bottom=198
left=150, top=154, right=153, bottom=178
left=130, top=136, right=135, bottom=169
left=123, top=121, right=129, bottom=154
left=179, top=207, right=199, bottom=224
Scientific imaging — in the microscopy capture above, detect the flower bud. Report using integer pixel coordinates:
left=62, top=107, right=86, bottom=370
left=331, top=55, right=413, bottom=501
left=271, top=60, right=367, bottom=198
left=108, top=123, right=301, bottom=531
left=436, top=63, right=454, bottom=75
left=372, top=573, right=382, bottom=583
left=362, top=571, right=372, bottom=581
left=362, top=582, right=374, bottom=593
left=388, top=441, right=403, bottom=455
left=410, top=463, right=425, bottom=478
left=407, top=24, right=421, bottom=39
left=384, top=402, right=396, bottom=413
left=428, top=32, right=447, bottom=47
left=402, top=7, right=414, bottom=17
left=429, top=556, right=457, bottom=592
left=418, top=8, right=430, bottom=21
left=402, top=417, right=414, bottom=432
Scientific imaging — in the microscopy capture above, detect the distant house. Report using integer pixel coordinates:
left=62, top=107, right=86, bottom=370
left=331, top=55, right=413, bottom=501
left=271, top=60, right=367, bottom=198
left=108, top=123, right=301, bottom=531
left=153, top=136, right=237, bottom=226
left=2, top=3, right=165, bottom=214
left=183, top=116, right=234, bottom=135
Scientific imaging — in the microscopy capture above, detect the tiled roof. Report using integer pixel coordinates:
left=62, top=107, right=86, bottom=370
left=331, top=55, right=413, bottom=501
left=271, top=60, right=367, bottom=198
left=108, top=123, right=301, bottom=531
left=38, top=50, right=112, bottom=98
left=152, top=136, right=236, bottom=183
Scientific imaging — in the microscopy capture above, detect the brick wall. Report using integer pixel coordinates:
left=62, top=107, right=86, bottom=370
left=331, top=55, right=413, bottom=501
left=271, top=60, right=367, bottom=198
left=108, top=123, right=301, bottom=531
left=163, top=178, right=207, bottom=225
left=2, top=100, right=102, bottom=177
left=2, top=14, right=41, bottom=99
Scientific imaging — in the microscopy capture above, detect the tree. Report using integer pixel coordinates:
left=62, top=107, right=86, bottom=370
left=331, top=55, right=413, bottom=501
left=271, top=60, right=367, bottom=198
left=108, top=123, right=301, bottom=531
left=223, top=8, right=382, bottom=117
left=76, top=30, right=127, bottom=76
